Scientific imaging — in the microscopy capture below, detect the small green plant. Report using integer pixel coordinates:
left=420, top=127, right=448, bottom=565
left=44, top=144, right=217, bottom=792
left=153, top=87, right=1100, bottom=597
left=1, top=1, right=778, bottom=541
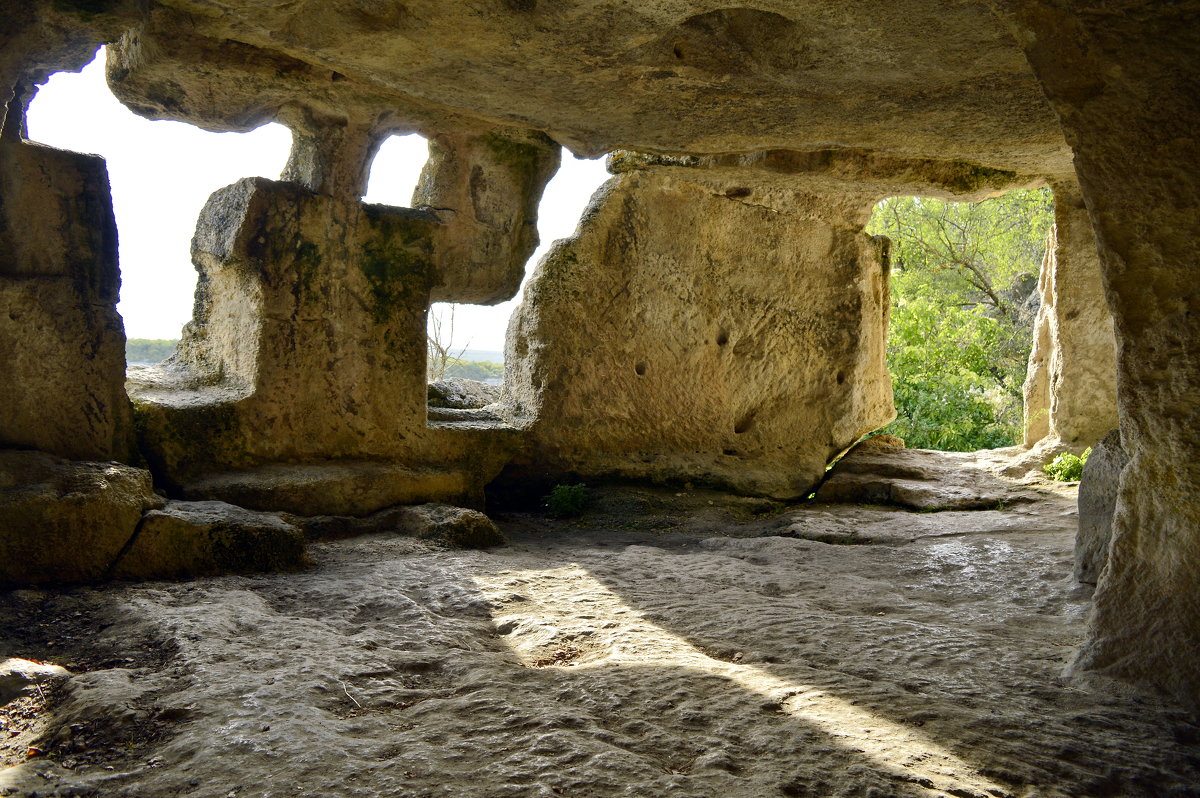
left=546, top=483, right=589, bottom=518
left=1043, top=447, right=1091, bottom=482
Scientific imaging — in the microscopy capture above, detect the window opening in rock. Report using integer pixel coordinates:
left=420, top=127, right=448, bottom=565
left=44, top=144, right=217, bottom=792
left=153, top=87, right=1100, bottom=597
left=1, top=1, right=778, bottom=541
left=362, top=133, right=427, bottom=206
left=424, top=148, right=608, bottom=404
left=864, top=189, right=1055, bottom=451
left=24, top=46, right=292, bottom=368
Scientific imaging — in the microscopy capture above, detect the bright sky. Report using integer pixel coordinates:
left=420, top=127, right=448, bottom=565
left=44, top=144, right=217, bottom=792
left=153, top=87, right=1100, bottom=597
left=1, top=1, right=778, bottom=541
left=24, top=47, right=610, bottom=352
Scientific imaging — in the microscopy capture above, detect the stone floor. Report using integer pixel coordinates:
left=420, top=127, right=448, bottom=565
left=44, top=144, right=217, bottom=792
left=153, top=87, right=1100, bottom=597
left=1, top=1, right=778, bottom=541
left=2, top=482, right=1198, bottom=797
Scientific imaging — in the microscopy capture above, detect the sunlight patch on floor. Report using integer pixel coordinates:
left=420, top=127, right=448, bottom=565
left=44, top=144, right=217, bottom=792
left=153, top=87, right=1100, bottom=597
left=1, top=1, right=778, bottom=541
left=473, top=565, right=1004, bottom=797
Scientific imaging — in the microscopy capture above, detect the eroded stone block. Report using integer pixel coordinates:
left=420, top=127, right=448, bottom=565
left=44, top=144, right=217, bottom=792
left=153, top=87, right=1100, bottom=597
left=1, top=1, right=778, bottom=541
left=112, top=500, right=309, bottom=580
left=0, top=132, right=133, bottom=462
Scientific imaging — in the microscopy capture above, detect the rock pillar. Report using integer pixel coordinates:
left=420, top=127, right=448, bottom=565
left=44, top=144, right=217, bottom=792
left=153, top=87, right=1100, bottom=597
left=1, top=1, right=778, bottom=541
left=503, top=162, right=894, bottom=498
left=1022, top=179, right=1117, bottom=450
left=0, top=87, right=134, bottom=462
left=1002, top=1, right=1200, bottom=708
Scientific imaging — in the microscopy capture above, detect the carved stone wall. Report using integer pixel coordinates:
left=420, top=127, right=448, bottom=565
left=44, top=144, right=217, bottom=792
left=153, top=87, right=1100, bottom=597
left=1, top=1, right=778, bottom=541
left=1, top=0, right=1198, bottom=711
left=999, top=0, right=1200, bottom=710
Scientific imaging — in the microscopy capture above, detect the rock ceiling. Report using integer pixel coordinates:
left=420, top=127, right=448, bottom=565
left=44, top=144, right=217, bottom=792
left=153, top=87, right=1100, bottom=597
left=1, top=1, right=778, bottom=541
left=121, top=0, right=1071, bottom=175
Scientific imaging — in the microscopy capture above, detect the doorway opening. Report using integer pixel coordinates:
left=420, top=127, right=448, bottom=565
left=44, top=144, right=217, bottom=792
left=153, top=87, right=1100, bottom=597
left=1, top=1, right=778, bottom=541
left=865, top=189, right=1055, bottom=451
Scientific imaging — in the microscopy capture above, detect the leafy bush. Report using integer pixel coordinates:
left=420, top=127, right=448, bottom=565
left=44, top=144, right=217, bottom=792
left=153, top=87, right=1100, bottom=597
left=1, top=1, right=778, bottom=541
left=546, top=483, right=588, bottom=518
left=1043, top=448, right=1091, bottom=482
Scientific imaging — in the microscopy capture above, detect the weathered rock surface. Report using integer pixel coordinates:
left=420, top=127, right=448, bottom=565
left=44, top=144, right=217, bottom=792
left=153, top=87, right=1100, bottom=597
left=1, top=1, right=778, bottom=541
left=127, top=128, right=549, bottom=512
left=112, top=500, right=309, bottom=581
left=0, top=101, right=134, bottom=463
left=1075, top=430, right=1127, bottom=586
left=0, top=450, right=163, bottom=587
left=427, top=378, right=502, bottom=410
left=817, top=445, right=1035, bottom=511
left=2, top=0, right=1198, bottom=714
left=176, top=461, right=480, bottom=518
left=0, top=658, right=68, bottom=705
left=503, top=165, right=894, bottom=499
left=1022, top=180, right=1117, bottom=451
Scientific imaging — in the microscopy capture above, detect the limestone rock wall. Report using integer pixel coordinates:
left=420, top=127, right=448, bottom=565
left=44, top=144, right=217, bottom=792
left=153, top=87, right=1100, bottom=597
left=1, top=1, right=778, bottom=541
left=1075, top=429, right=1126, bottom=586
left=1000, top=0, right=1200, bottom=709
left=114, top=29, right=559, bottom=514
left=1022, top=179, right=1117, bottom=450
left=503, top=166, right=894, bottom=499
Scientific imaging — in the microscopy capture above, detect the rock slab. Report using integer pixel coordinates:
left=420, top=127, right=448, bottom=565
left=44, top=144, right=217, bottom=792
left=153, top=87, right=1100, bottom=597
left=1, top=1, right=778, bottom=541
left=817, top=445, right=1030, bottom=511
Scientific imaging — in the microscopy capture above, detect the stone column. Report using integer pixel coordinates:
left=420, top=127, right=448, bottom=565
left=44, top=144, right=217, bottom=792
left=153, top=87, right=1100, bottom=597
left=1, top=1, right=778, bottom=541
left=1022, top=179, right=1118, bottom=449
left=1001, top=0, right=1200, bottom=709
left=503, top=162, right=894, bottom=499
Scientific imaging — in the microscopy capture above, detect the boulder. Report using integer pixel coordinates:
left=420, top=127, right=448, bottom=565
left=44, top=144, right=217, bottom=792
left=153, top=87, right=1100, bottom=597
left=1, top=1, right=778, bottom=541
left=1074, top=430, right=1127, bottom=585
left=428, top=378, right=502, bottom=409
left=397, top=504, right=507, bottom=549
left=0, top=450, right=163, bottom=587
left=0, top=658, right=69, bottom=705
left=112, top=500, right=310, bottom=580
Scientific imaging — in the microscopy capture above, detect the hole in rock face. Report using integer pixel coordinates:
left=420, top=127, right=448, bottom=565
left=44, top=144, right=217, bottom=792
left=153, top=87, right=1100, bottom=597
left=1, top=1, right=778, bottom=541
left=24, top=46, right=292, bottom=367
left=725, top=187, right=752, bottom=199
left=363, top=133, right=428, bottom=205
left=836, top=371, right=846, bottom=385
left=422, top=150, right=608, bottom=392
left=734, top=412, right=756, bottom=434
left=864, top=189, right=1055, bottom=451
left=635, top=362, right=648, bottom=376
left=672, top=42, right=686, bottom=59
left=716, top=330, right=730, bottom=347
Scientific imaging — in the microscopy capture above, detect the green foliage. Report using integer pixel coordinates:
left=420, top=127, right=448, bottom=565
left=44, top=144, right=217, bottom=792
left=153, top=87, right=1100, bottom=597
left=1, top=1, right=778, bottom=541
left=867, top=189, right=1055, bottom=451
left=126, top=338, right=178, bottom=364
left=1044, top=448, right=1091, bottom=482
left=441, top=358, right=503, bottom=381
left=546, top=483, right=589, bottom=518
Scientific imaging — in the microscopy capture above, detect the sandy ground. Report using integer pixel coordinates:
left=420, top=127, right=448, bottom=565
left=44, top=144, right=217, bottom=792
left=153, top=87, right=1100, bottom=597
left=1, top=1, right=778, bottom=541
left=2, top=483, right=1198, bottom=797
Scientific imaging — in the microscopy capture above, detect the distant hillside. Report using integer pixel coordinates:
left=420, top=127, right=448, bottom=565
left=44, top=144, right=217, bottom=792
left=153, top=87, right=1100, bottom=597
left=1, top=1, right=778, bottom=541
left=126, top=338, right=178, bottom=364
